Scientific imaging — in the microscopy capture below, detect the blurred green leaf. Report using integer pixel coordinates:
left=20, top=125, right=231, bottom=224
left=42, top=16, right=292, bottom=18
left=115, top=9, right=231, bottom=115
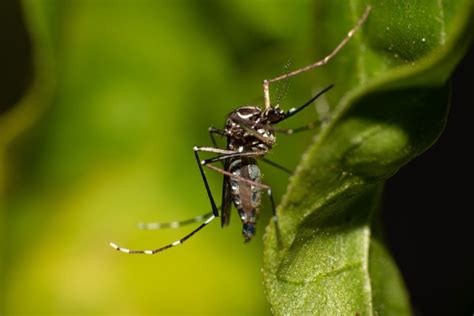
left=1, top=0, right=472, bottom=314
left=263, top=1, right=473, bottom=315
left=3, top=1, right=311, bottom=314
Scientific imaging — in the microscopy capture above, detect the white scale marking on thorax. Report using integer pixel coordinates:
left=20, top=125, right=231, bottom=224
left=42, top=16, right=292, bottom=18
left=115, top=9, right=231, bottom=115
left=237, top=112, right=255, bottom=119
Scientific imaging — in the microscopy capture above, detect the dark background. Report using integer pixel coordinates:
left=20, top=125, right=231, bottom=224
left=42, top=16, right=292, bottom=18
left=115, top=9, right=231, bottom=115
left=383, top=45, right=474, bottom=315
left=1, top=1, right=472, bottom=315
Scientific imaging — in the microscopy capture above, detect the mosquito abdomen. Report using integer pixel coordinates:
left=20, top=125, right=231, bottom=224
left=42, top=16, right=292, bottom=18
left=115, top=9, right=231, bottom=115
left=229, top=158, right=261, bottom=241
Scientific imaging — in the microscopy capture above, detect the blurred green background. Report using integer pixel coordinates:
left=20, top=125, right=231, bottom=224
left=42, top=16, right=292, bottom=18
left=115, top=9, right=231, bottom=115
left=0, top=1, right=335, bottom=314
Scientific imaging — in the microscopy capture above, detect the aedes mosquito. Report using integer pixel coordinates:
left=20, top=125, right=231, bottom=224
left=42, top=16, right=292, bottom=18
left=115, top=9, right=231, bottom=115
left=110, top=6, right=371, bottom=254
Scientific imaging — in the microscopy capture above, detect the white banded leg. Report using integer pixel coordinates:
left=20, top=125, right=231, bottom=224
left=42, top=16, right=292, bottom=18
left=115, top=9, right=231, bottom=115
left=193, top=146, right=237, bottom=155
left=193, top=147, right=269, bottom=215
left=201, top=150, right=267, bottom=165
left=109, top=214, right=216, bottom=254
left=196, top=148, right=270, bottom=190
left=137, top=212, right=214, bottom=230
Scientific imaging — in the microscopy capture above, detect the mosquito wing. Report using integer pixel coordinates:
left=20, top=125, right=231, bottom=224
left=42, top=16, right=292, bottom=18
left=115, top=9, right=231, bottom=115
left=220, top=159, right=232, bottom=227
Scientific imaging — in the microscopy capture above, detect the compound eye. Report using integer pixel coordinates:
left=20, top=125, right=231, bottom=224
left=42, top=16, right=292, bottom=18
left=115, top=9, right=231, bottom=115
left=266, top=108, right=285, bottom=123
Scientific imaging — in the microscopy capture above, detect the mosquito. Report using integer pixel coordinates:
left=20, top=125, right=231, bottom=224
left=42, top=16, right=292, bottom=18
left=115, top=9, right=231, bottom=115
left=110, top=6, right=371, bottom=254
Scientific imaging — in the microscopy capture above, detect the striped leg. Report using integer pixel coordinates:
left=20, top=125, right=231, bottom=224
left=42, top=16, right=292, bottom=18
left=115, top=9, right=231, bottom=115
left=194, top=146, right=269, bottom=191
left=109, top=214, right=216, bottom=254
left=193, top=146, right=236, bottom=155
left=201, top=150, right=267, bottom=165
left=201, top=153, right=278, bottom=221
left=108, top=145, right=229, bottom=255
left=137, top=211, right=214, bottom=230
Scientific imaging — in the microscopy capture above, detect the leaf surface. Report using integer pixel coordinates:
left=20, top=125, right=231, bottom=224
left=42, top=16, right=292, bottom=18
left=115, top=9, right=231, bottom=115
left=263, top=1, right=473, bottom=315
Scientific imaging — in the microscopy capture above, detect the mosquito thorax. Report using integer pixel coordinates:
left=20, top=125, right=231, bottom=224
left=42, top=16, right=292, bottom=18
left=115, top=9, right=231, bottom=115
left=225, top=106, right=277, bottom=151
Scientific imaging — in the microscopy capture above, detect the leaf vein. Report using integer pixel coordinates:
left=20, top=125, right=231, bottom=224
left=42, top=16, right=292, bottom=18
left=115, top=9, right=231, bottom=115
left=277, top=261, right=363, bottom=285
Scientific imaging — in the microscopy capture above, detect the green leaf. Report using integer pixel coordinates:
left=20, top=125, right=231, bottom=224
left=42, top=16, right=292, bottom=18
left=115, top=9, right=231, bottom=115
left=263, top=1, right=473, bottom=315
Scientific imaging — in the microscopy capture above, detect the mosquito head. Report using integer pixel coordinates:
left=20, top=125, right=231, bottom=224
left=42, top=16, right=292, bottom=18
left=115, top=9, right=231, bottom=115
left=262, top=105, right=286, bottom=124
left=242, top=222, right=256, bottom=242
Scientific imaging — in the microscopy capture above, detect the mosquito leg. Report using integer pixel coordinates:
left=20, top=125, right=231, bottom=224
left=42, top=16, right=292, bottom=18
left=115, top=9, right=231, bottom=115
left=194, top=146, right=237, bottom=155
left=273, top=123, right=316, bottom=135
left=265, top=187, right=282, bottom=246
left=193, top=146, right=264, bottom=218
left=263, top=6, right=371, bottom=109
left=232, top=122, right=274, bottom=146
left=278, top=84, right=333, bottom=121
left=194, top=146, right=263, bottom=168
left=208, top=127, right=225, bottom=148
left=194, top=149, right=220, bottom=217
left=208, top=118, right=273, bottom=147
left=261, top=158, right=292, bottom=175
left=267, top=188, right=278, bottom=221
left=207, top=128, right=228, bottom=171
left=137, top=126, right=225, bottom=231
left=198, top=150, right=269, bottom=189
left=201, top=150, right=267, bottom=165
left=204, top=164, right=270, bottom=190
left=273, top=117, right=328, bottom=135
left=137, top=211, right=214, bottom=230
left=204, top=127, right=293, bottom=174
left=273, top=209, right=283, bottom=248
left=209, top=132, right=218, bottom=148
left=109, top=214, right=216, bottom=254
